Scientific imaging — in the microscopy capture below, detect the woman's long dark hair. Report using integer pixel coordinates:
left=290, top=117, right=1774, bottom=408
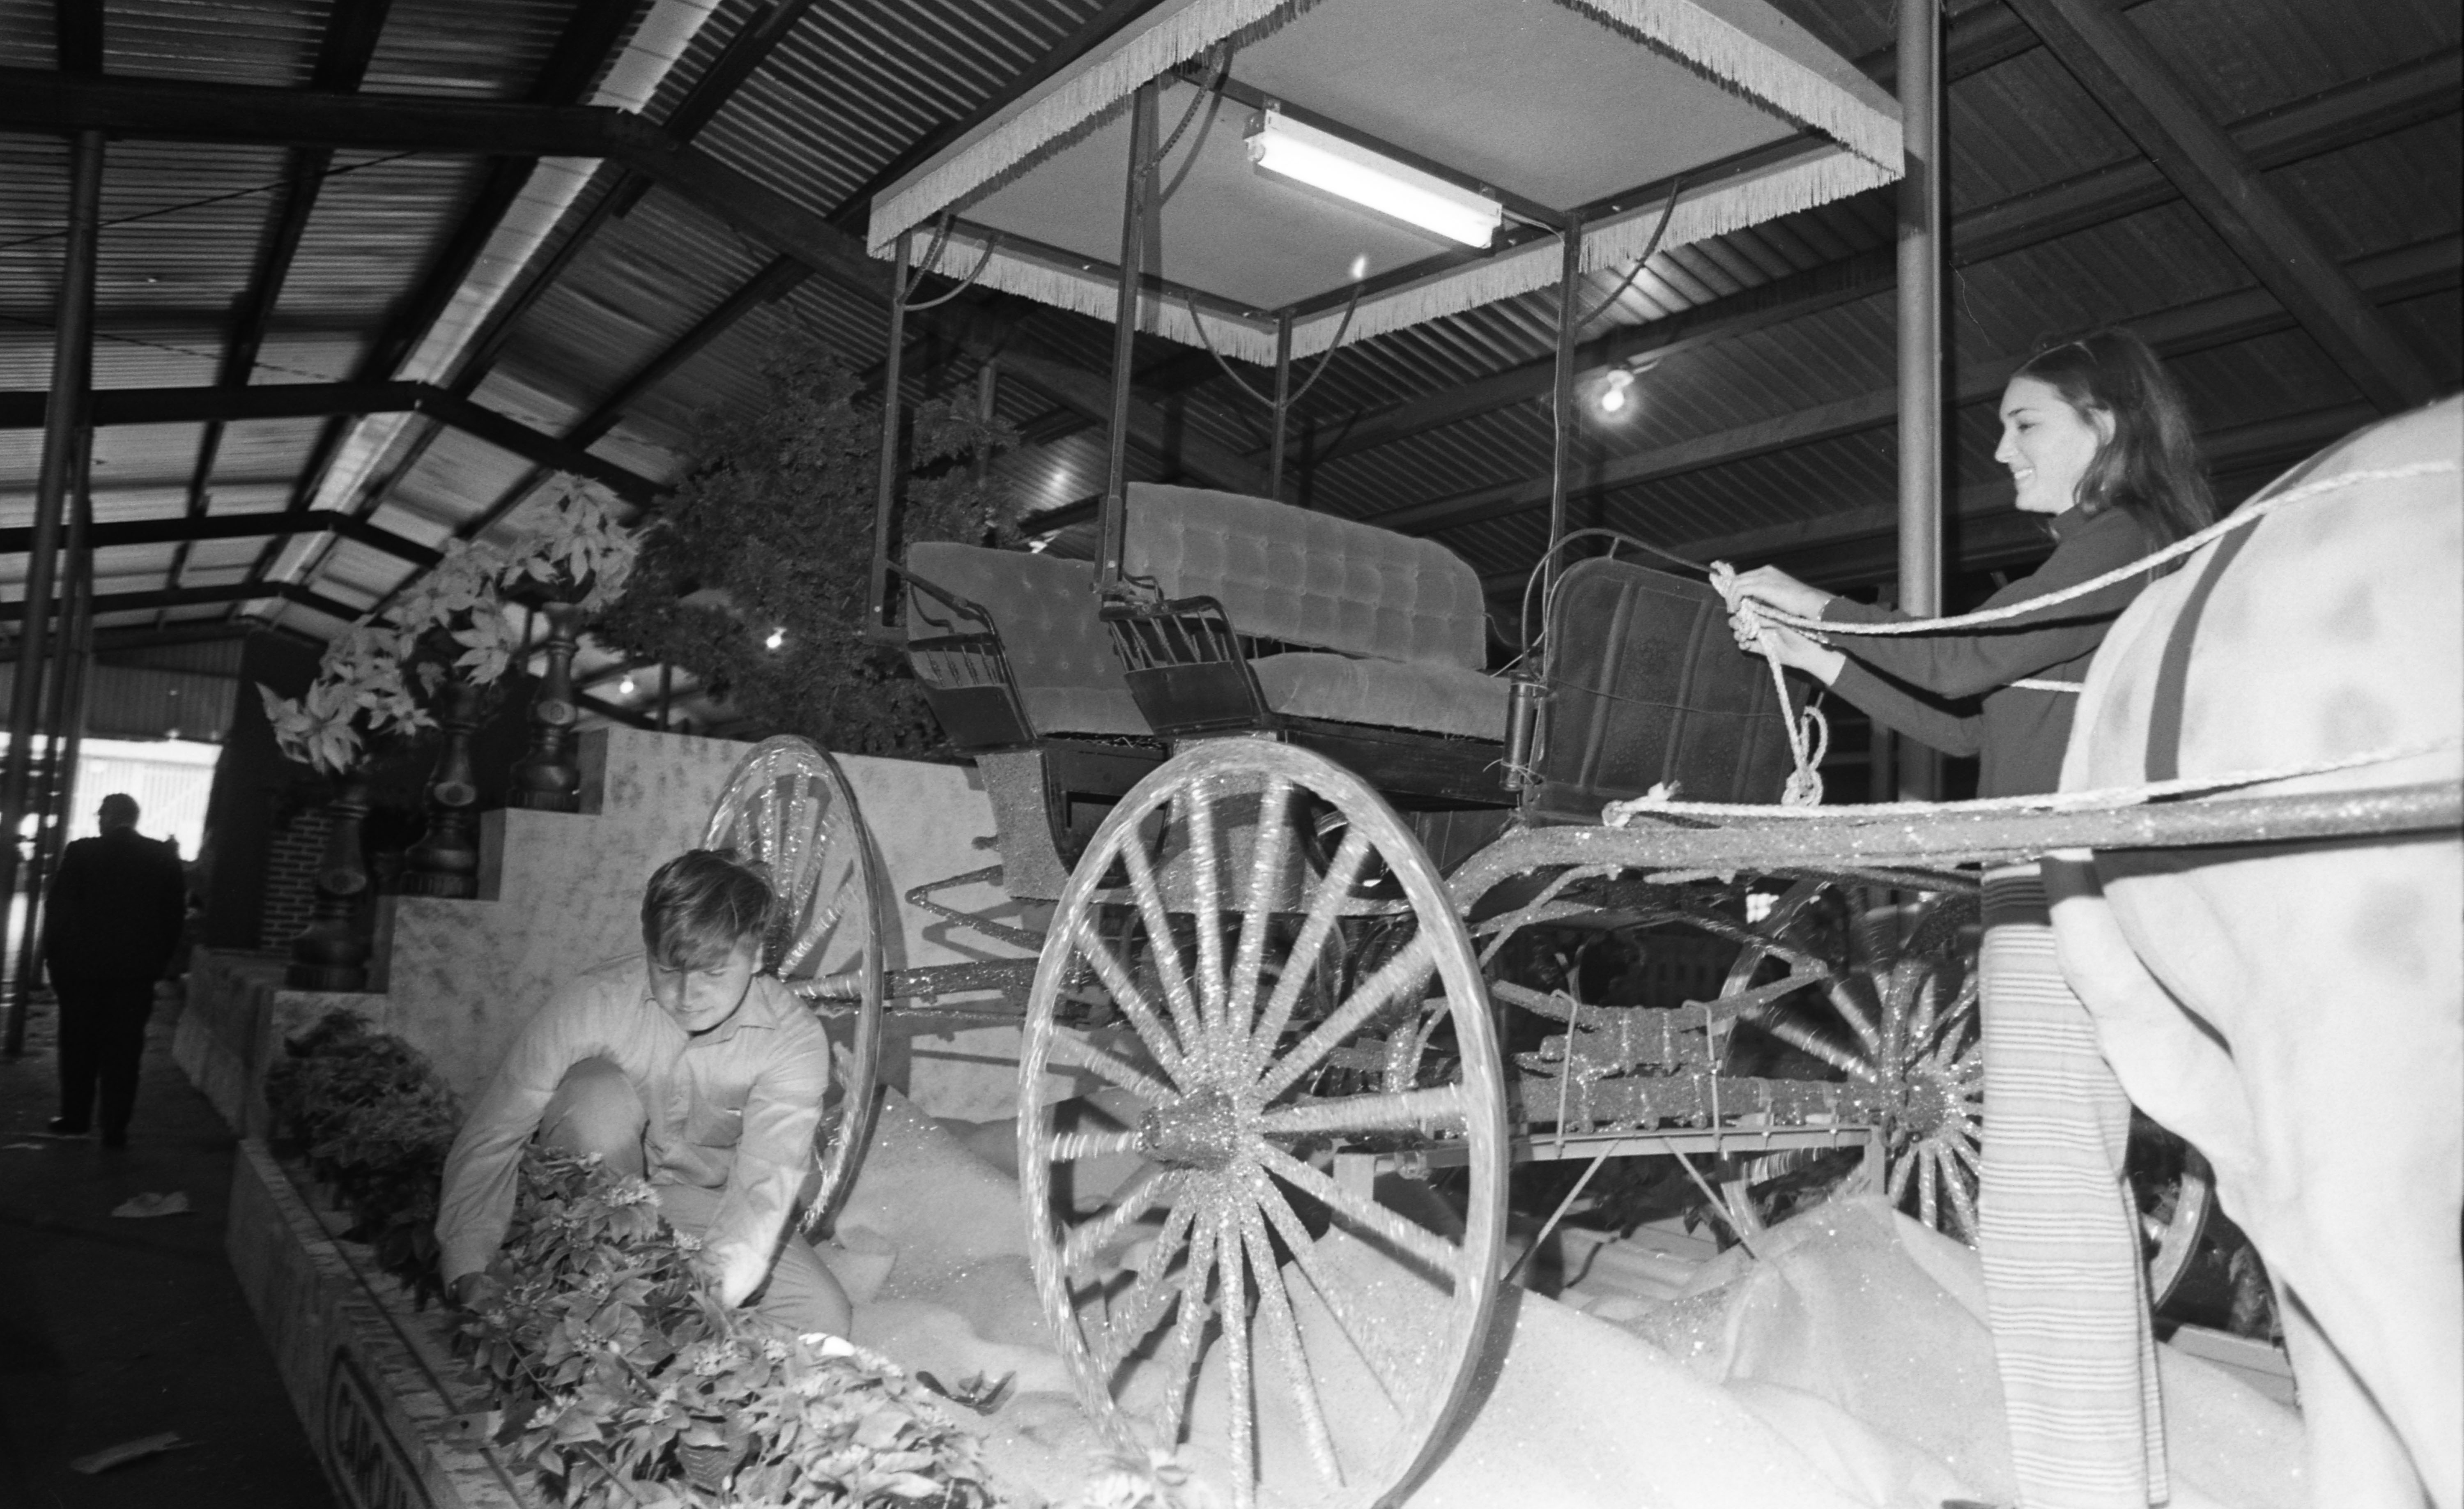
left=2015, top=327, right=2217, bottom=544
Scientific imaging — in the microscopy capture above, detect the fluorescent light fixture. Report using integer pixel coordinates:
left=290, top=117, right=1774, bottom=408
left=1246, top=109, right=1501, bottom=248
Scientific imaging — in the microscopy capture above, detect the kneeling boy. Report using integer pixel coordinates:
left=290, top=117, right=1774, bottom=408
left=436, top=850, right=850, bottom=1336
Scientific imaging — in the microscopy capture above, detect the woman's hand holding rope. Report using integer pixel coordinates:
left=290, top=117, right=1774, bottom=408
left=1712, top=562, right=1843, bottom=684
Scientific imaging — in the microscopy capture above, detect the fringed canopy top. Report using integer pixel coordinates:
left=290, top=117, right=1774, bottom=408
left=867, top=0, right=1901, bottom=364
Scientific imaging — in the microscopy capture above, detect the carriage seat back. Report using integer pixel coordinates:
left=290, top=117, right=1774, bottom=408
left=1117, top=483, right=1506, bottom=743
left=904, top=542, right=1146, bottom=743
left=1527, top=556, right=1807, bottom=819
left=1124, top=483, right=1488, bottom=670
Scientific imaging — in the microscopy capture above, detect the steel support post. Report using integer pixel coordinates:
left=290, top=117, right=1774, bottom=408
left=868, top=232, right=912, bottom=635
left=1896, top=0, right=1945, bottom=801
left=1095, top=81, right=1160, bottom=591
left=1267, top=312, right=1293, bottom=500
left=2, top=130, right=101, bottom=1054
left=1542, top=214, right=1586, bottom=612
left=9, top=473, right=93, bottom=1026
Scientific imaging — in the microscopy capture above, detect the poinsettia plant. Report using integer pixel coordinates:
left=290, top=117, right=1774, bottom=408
left=501, top=478, right=643, bottom=615
left=257, top=477, right=644, bottom=774
left=259, top=622, right=436, bottom=776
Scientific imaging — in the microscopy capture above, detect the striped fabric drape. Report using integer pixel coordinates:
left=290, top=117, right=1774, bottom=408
left=1979, top=862, right=2167, bottom=1508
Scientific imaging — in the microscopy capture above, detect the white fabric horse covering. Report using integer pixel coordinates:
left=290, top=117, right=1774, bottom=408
left=2050, top=395, right=2464, bottom=1509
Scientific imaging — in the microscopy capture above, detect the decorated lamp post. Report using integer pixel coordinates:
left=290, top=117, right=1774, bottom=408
left=263, top=478, right=640, bottom=945
left=400, top=679, right=484, bottom=897
left=508, top=603, right=584, bottom=812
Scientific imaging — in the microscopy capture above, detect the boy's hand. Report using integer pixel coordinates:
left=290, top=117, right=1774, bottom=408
left=451, top=1272, right=504, bottom=1311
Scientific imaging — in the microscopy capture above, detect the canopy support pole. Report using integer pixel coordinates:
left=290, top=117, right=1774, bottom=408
left=2, top=129, right=100, bottom=1056
left=1267, top=312, right=1293, bottom=500
left=1542, top=213, right=1585, bottom=612
left=1096, top=81, right=1160, bottom=592
left=1896, top=0, right=1945, bottom=801
left=868, top=232, right=912, bottom=635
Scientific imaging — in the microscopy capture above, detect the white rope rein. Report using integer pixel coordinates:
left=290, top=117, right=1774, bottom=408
left=1743, top=460, right=2457, bottom=639
left=1707, top=460, right=2459, bottom=807
left=1604, top=737, right=2460, bottom=827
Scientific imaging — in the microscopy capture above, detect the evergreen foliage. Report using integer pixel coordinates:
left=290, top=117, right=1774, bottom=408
left=596, top=341, right=1021, bottom=753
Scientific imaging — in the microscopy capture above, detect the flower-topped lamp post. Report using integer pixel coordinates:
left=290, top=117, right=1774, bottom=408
left=261, top=626, right=436, bottom=989
left=504, top=485, right=639, bottom=813
left=261, top=479, right=639, bottom=937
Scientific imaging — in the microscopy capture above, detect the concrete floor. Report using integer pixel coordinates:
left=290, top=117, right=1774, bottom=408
left=0, top=995, right=333, bottom=1508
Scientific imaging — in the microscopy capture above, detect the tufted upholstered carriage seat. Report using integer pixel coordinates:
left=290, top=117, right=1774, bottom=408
left=1122, top=483, right=1510, bottom=741
left=904, top=542, right=1146, bottom=738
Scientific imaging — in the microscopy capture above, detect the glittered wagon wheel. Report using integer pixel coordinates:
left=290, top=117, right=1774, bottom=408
left=1723, top=879, right=2212, bottom=1304
left=703, top=736, right=886, bottom=1234
left=1721, top=879, right=1985, bottom=1239
left=1018, top=740, right=1507, bottom=1509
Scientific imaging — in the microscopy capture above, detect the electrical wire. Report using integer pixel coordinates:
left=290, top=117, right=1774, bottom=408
left=0, top=151, right=420, bottom=258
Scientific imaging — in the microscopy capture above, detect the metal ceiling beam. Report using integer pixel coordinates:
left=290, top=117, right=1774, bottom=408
left=0, top=67, right=627, bottom=154
left=256, top=0, right=648, bottom=593
left=165, top=0, right=397, bottom=604
left=2004, top=0, right=2441, bottom=413
left=335, top=0, right=832, bottom=536
left=0, top=380, right=657, bottom=498
left=0, top=511, right=437, bottom=567
left=53, top=0, right=101, bottom=74
left=1306, top=47, right=2458, bottom=467
left=1377, top=234, right=2454, bottom=538
left=4, top=579, right=365, bottom=626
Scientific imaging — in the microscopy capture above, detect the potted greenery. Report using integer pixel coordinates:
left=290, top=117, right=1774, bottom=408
left=596, top=340, right=1018, bottom=752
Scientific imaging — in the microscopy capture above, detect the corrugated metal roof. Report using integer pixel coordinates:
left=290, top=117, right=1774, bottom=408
left=0, top=0, right=2455, bottom=738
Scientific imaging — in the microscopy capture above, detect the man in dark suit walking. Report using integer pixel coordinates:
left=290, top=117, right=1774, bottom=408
left=44, top=792, right=189, bottom=1147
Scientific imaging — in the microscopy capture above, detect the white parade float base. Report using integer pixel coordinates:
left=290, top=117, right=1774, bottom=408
left=180, top=724, right=2315, bottom=1509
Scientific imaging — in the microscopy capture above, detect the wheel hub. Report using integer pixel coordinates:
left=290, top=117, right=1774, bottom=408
left=1895, top=1068, right=1958, bottom=1141
left=1140, top=1087, right=1242, bottom=1171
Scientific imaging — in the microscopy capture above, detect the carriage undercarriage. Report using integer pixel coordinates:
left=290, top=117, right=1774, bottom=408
left=704, top=708, right=2456, bottom=1509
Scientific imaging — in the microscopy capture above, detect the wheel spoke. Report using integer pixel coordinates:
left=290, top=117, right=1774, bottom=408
left=1217, top=1215, right=1257, bottom=1503
left=1826, top=977, right=1885, bottom=1062
left=1249, top=828, right=1373, bottom=1068
left=1052, top=1035, right=1180, bottom=1109
left=1154, top=1203, right=1223, bottom=1447
left=1060, top=1166, right=1179, bottom=1276
left=1117, top=832, right=1204, bottom=1056
left=1887, top=1143, right=1917, bottom=1203
left=1248, top=1168, right=1405, bottom=1408
left=1917, top=1145, right=1941, bottom=1229
left=1258, top=933, right=1438, bottom=1102
left=1186, top=781, right=1227, bottom=1037
left=1089, top=1200, right=1200, bottom=1376
left=1256, top=1085, right=1467, bottom=1140
left=1251, top=1141, right=1459, bottom=1279
left=1235, top=1197, right=1343, bottom=1487
left=1905, top=968, right=1942, bottom=1051
left=1943, top=1150, right=1980, bottom=1239
left=1071, top=917, right=1190, bottom=1086
left=1050, top=1127, right=1147, bottom=1162
left=1228, top=777, right=1295, bottom=1040
left=1753, top=1012, right=1870, bottom=1079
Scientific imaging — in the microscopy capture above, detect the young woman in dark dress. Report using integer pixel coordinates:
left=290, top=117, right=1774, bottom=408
left=1721, top=327, right=2216, bottom=1509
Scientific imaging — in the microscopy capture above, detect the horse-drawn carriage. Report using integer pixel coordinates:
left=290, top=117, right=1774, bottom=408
left=694, top=5, right=2462, bottom=1505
